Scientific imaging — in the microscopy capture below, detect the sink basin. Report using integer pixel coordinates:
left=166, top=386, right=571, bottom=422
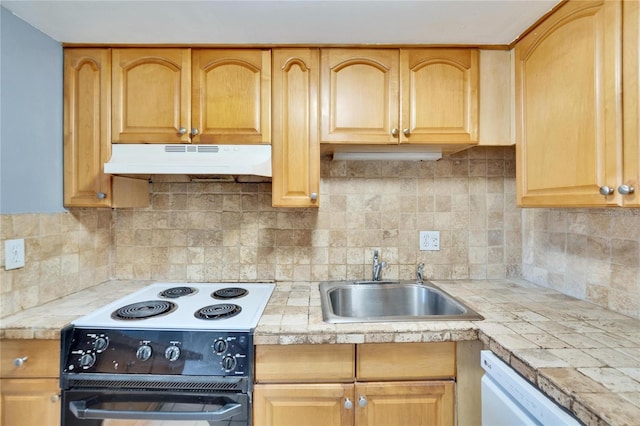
left=320, top=281, right=483, bottom=323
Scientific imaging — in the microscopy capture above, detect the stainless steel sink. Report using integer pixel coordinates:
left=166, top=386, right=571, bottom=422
left=320, top=281, right=483, bottom=323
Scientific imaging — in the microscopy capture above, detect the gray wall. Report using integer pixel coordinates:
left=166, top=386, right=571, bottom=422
left=1, top=6, right=63, bottom=213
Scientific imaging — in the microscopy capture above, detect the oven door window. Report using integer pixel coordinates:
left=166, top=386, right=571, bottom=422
left=67, top=392, right=249, bottom=425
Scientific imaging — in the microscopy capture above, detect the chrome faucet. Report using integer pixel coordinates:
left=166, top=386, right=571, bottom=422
left=417, top=262, right=425, bottom=284
left=372, top=250, right=386, bottom=281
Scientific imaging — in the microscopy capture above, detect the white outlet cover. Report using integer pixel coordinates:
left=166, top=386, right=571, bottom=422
left=419, top=231, right=440, bottom=251
left=5, top=239, right=25, bottom=270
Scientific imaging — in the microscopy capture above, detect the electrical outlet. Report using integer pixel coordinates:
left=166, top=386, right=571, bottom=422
left=5, top=238, right=25, bottom=270
left=419, top=231, right=440, bottom=251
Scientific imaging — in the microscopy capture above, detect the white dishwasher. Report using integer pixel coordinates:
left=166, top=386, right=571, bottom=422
left=480, top=350, right=581, bottom=425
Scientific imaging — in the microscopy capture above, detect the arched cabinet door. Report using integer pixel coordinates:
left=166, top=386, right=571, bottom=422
left=321, top=49, right=399, bottom=144
left=192, top=49, right=271, bottom=144
left=400, top=49, right=478, bottom=144
left=272, top=49, right=320, bottom=208
left=111, top=48, right=191, bottom=144
left=515, top=0, right=623, bottom=207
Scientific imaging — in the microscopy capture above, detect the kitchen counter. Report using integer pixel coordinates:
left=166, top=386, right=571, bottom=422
left=1, top=278, right=638, bottom=425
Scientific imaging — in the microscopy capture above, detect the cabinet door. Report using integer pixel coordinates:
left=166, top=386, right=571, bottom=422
left=515, top=0, right=622, bottom=206
left=622, top=0, right=639, bottom=206
left=0, top=378, right=60, bottom=426
left=112, top=48, right=191, bottom=143
left=272, top=49, right=320, bottom=208
left=64, top=48, right=112, bottom=208
left=355, top=381, right=454, bottom=426
left=192, top=49, right=271, bottom=144
left=321, top=49, right=399, bottom=144
left=400, top=49, right=478, bottom=144
left=254, top=383, right=354, bottom=426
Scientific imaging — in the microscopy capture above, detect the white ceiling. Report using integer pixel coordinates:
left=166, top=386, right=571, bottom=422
left=1, top=0, right=562, bottom=45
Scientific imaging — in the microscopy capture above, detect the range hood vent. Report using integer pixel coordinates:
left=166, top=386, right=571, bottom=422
left=104, top=144, right=271, bottom=177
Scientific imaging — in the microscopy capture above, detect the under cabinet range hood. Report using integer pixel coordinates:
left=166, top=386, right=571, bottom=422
left=104, top=144, right=272, bottom=177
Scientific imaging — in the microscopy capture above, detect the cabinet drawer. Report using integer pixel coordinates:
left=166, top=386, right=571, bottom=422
left=1, top=340, right=59, bottom=378
left=357, top=342, right=456, bottom=380
left=255, top=344, right=355, bottom=383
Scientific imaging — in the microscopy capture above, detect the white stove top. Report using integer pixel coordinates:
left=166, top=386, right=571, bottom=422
left=72, top=282, right=275, bottom=331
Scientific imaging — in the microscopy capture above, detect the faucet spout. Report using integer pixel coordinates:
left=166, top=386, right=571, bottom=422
left=372, top=250, right=386, bottom=281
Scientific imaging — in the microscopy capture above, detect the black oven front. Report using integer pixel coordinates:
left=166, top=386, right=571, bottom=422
left=60, top=326, right=255, bottom=426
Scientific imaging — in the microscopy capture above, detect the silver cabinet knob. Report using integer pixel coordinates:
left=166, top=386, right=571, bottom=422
left=13, top=356, right=28, bottom=367
left=310, top=192, right=318, bottom=201
left=358, top=396, right=367, bottom=407
left=344, top=398, right=353, bottom=409
left=403, top=128, right=410, bottom=137
left=178, top=127, right=187, bottom=135
left=97, top=192, right=106, bottom=199
left=618, top=184, right=635, bottom=195
left=391, top=128, right=399, bottom=137
left=191, top=128, right=200, bottom=136
left=599, top=186, right=614, bottom=196
left=50, top=394, right=60, bottom=403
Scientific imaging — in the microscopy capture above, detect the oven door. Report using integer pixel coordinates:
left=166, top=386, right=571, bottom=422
left=62, top=389, right=250, bottom=426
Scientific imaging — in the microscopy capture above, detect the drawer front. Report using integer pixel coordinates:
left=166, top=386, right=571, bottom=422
left=1, top=340, right=59, bottom=378
left=255, top=344, right=355, bottom=383
left=357, top=342, right=456, bottom=380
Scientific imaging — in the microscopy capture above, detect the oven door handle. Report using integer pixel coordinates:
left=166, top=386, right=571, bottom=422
left=69, top=400, right=242, bottom=421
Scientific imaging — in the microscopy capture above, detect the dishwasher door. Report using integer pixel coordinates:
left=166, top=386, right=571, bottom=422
left=480, top=350, right=580, bottom=426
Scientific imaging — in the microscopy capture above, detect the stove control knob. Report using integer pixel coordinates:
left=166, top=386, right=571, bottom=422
left=213, top=339, right=227, bottom=355
left=222, top=355, right=236, bottom=371
left=136, top=345, right=153, bottom=362
left=165, top=345, right=181, bottom=362
left=94, top=337, right=109, bottom=353
left=79, top=353, right=96, bottom=369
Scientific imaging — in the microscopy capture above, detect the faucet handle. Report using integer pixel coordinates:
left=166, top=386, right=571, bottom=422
left=417, top=263, right=425, bottom=283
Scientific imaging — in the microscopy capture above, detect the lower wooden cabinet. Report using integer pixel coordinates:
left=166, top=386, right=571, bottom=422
left=254, top=343, right=455, bottom=426
left=254, top=381, right=454, bottom=426
left=0, top=340, right=60, bottom=426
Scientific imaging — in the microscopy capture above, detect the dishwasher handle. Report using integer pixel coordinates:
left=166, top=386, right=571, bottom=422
left=70, top=400, right=242, bottom=422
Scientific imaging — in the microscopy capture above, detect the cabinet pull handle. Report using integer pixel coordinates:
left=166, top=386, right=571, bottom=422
left=618, top=184, right=635, bottom=195
left=403, top=128, right=410, bottom=137
left=344, top=398, right=353, bottom=409
left=358, top=395, right=367, bottom=407
left=599, top=186, right=614, bottom=196
left=191, top=128, right=200, bottom=136
left=391, top=128, right=399, bottom=137
left=178, top=127, right=187, bottom=135
left=310, top=192, right=318, bottom=201
left=96, top=192, right=107, bottom=199
left=50, top=394, right=60, bottom=403
left=13, top=356, right=28, bottom=367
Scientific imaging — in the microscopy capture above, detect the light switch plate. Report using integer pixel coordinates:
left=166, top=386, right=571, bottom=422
left=5, top=238, right=25, bottom=270
left=419, top=231, right=440, bottom=251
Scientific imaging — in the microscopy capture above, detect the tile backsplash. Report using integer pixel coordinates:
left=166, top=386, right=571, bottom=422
left=522, top=208, right=640, bottom=318
left=112, top=147, right=521, bottom=284
left=2, top=146, right=638, bottom=320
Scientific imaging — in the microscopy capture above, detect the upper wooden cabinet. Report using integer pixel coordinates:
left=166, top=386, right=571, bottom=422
left=320, top=48, right=478, bottom=145
left=271, top=48, right=320, bottom=208
left=515, top=0, right=639, bottom=207
left=112, top=48, right=270, bottom=144
left=64, top=48, right=148, bottom=208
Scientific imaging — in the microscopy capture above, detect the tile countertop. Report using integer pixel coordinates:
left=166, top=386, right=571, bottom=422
left=1, top=279, right=638, bottom=426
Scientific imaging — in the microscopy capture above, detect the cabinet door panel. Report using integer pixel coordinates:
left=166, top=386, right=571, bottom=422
left=515, top=0, right=622, bottom=206
left=112, top=48, right=190, bottom=143
left=623, top=0, right=639, bottom=207
left=0, top=378, right=60, bottom=426
left=321, top=49, right=398, bottom=144
left=254, top=384, right=354, bottom=426
left=272, top=49, right=320, bottom=208
left=355, top=381, right=454, bottom=426
left=64, top=48, right=111, bottom=207
left=192, top=49, right=270, bottom=144
left=401, top=49, right=478, bottom=144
